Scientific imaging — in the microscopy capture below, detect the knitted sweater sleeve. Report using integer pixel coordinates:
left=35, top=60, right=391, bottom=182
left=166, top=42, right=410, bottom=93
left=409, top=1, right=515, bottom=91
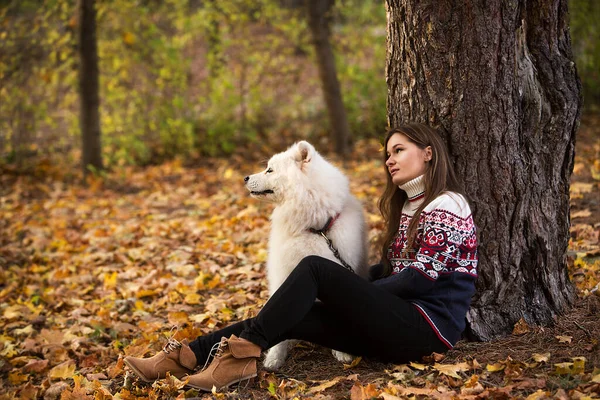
left=373, top=193, right=475, bottom=298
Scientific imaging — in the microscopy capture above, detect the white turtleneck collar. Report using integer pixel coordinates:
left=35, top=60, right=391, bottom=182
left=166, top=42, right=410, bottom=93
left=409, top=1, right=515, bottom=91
left=398, top=175, right=425, bottom=202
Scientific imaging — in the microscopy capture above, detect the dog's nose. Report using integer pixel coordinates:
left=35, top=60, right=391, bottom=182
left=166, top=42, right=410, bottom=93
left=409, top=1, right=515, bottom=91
left=244, top=176, right=249, bottom=182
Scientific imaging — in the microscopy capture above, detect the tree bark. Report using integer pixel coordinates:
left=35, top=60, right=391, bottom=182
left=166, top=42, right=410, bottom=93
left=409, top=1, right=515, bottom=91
left=386, top=0, right=581, bottom=341
left=79, top=0, right=103, bottom=176
left=306, top=0, right=351, bottom=155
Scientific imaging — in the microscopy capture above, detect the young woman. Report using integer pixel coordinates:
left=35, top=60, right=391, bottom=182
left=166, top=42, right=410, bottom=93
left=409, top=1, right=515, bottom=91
left=123, top=123, right=478, bottom=392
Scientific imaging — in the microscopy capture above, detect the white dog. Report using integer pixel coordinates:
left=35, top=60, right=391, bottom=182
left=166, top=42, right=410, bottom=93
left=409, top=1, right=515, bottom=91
left=244, top=141, right=368, bottom=371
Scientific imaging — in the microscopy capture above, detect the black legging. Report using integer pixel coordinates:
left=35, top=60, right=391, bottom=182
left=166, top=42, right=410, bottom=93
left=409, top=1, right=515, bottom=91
left=188, top=255, right=448, bottom=366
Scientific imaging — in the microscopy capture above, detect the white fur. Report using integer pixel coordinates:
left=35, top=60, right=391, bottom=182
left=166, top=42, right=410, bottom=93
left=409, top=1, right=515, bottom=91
left=245, top=141, right=368, bottom=371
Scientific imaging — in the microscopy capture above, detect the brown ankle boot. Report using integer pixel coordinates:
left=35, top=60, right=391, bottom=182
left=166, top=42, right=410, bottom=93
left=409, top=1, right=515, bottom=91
left=124, top=338, right=196, bottom=382
left=186, top=335, right=261, bottom=392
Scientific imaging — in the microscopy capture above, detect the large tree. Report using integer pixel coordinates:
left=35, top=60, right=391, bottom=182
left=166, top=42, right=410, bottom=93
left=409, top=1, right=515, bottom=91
left=386, top=0, right=582, bottom=341
left=79, top=0, right=103, bottom=177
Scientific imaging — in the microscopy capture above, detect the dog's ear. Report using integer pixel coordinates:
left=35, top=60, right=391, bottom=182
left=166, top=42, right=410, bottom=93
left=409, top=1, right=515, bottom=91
left=296, top=141, right=314, bottom=165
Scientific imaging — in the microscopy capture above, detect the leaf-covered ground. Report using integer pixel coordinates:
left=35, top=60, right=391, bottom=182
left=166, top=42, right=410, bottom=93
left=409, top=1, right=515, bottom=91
left=1, top=117, right=599, bottom=399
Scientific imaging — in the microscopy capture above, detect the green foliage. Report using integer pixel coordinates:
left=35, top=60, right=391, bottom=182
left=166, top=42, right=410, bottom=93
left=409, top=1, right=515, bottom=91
left=0, top=0, right=387, bottom=167
left=334, top=0, right=387, bottom=139
left=0, top=0, right=79, bottom=164
left=570, top=0, right=600, bottom=105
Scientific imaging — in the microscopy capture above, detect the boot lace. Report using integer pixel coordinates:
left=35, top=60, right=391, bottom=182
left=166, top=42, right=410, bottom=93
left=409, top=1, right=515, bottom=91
left=199, top=336, right=228, bottom=372
left=162, top=337, right=182, bottom=354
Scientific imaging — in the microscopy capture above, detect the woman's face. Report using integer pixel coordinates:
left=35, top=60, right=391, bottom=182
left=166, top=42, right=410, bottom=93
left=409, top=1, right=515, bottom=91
left=385, top=133, right=432, bottom=186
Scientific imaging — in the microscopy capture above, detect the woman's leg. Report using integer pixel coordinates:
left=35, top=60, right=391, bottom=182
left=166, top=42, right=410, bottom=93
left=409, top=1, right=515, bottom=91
left=238, top=255, right=447, bottom=363
left=188, top=320, right=248, bottom=367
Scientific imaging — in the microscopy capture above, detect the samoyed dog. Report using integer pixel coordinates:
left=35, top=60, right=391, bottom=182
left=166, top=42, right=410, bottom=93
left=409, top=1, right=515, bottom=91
left=244, top=141, right=369, bottom=371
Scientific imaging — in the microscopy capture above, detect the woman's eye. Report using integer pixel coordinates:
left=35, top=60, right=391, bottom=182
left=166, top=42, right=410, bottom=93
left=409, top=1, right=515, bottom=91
left=395, top=148, right=402, bottom=153
left=266, top=168, right=273, bottom=173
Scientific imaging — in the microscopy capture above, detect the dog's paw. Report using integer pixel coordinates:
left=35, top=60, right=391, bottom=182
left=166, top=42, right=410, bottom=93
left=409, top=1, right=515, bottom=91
left=332, top=350, right=355, bottom=364
left=263, top=345, right=288, bottom=372
left=263, top=352, right=285, bottom=372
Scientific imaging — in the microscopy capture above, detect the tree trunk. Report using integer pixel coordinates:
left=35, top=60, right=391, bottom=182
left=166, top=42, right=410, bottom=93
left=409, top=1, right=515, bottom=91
left=79, top=0, right=103, bottom=177
left=306, top=0, right=351, bottom=155
left=386, top=0, right=582, bottom=341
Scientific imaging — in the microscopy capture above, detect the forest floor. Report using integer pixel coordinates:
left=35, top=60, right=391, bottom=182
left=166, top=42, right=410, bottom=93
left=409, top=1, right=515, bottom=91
left=0, top=113, right=599, bottom=399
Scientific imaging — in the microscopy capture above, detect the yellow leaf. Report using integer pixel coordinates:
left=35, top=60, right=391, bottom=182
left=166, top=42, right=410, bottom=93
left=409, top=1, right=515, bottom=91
left=532, top=353, right=550, bottom=363
left=570, top=182, right=594, bottom=195
left=486, top=363, right=505, bottom=372
left=3, top=305, right=25, bottom=319
left=409, top=362, right=427, bottom=370
left=122, top=31, right=136, bottom=45
left=136, top=289, right=160, bottom=298
left=49, top=360, right=76, bottom=379
left=8, top=370, right=29, bottom=385
left=526, top=389, right=551, bottom=400
left=433, top=362, right=469, bottom=378
left=168, top=311, right=189, bottom=325
left=104, top=271, right=117, bottom=289
left=184, top=293, right=201, bottom=305
left=223, top=168, right=233, bottom=179
left=572, top=357, right=586, bottom=374
left=207, top=274, right=221, bottom=289
left=592, top=368, right=600, bottom=383
left=572, top=209, right=592, bottom=219
left=591, top=159, right=600, bottom=180
left=255, top=248, right=268, bottom=263
left=553, top=362, right=573, bottom=375
left=556, top=335, right=572, bottom=343
left=343, top=356, right=362, bottom=369
left=0, top=342, right=17, bottom=358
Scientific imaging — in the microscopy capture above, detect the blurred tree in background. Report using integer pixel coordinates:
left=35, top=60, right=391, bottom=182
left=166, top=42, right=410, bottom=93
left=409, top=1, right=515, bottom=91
left=569, top=0, right=600, bottom=105
left=0, top=0, right=386, bottom=169
left=0, top=0, right=595, bottom=170
left=78, top=0, right=103, bottom=176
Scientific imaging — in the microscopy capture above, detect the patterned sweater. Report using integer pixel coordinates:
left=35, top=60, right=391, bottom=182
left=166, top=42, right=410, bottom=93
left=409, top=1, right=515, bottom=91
left=373, top=175, right=478, bottom=348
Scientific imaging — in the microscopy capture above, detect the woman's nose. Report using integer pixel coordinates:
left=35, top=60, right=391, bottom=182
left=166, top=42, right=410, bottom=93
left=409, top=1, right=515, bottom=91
left=385, top=157, right=394, bottom=166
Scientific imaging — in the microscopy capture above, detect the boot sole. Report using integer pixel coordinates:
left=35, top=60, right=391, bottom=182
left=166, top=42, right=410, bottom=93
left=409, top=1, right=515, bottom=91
left=185, top=373, right=257, bottom=392
left=123, top=358, right=189, bottom=383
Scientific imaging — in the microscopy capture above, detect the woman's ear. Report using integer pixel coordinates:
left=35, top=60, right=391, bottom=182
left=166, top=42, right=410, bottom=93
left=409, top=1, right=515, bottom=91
left=424, top=146, right=433, bottom=162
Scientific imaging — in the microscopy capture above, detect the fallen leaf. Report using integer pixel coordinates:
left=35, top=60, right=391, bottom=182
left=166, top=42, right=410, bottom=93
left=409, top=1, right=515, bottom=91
left=486, top=363, right=506, bottom=372
left=307, top=376, right=343, bottom=394
left=23, top=358, right=49, bottom=373
left=553, top=362, right=574, bottom=375
left=556, top=335, right=572, bottom=343
left=572, top=209, right=592, bottom=219
left=571, top=357, right=585, bottom=374
left=48, top=360, right=76, bottom=380
left=350, top=382, right=381, bottom=400
left=512, top=317, right=531, bottom=335
left=409, top=362, right=427, bottom=370
left=104, top=271, right=117, bottom=289
left=343, top=356, right=362, bottom=369
left=592, top=369, right=600, bottom=383
left=526, top=389, right=551, bottom=399
left=532, top=353, right=550, bottom=363
left=8, top=370, right=29, bottom=385
left=570, top=182, right=594, bottom=195
left=433, top=362, right=470, bottom=379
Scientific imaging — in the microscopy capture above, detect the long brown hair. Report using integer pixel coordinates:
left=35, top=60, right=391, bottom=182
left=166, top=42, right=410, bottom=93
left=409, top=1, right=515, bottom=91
left=377, top=123, right=465, bottom=272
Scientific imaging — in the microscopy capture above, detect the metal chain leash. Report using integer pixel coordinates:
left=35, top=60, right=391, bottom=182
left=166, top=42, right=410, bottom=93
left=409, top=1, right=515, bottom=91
left=318, top=231, right=355, bottom=273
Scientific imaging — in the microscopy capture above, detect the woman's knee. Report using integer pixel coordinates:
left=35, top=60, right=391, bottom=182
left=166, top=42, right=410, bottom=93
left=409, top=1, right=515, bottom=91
left=298, top=255, right=328, bottom=268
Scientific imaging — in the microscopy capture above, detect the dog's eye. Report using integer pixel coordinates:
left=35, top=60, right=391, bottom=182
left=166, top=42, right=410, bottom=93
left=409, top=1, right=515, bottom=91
left=266, top=167, right=273, bottom=174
